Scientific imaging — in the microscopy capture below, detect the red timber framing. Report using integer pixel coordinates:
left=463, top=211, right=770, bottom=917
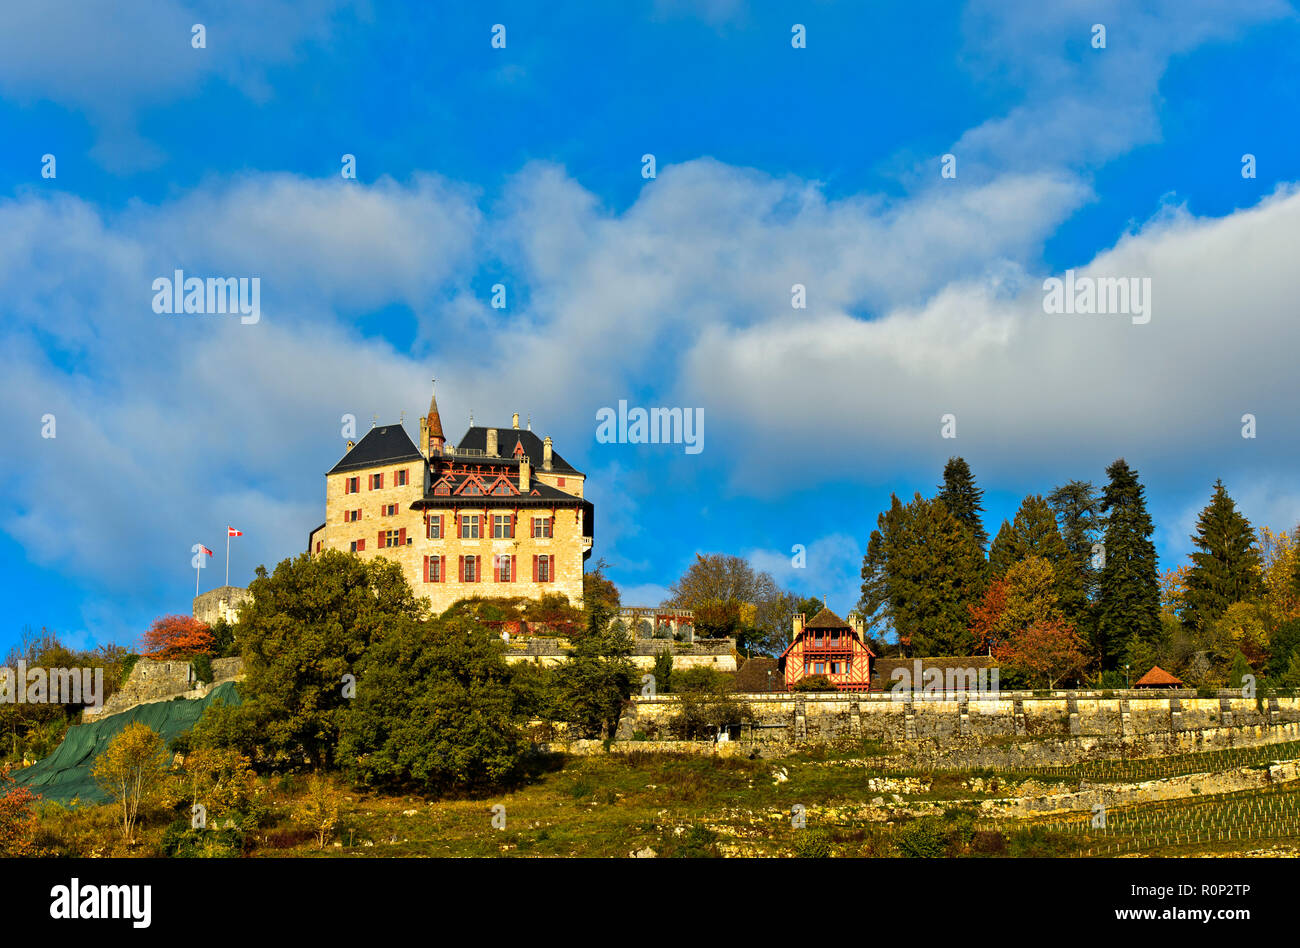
left=779, top=608, right=875, bottom=692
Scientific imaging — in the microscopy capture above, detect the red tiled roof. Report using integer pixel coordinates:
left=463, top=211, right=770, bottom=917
left=1134, top=665, right=1184, bottom=687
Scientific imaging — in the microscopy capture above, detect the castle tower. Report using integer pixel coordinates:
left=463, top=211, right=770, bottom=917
left=419, top=379, right=445, bottom=456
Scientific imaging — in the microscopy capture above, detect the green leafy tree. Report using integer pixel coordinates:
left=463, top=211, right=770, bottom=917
left=858, top=493, right=986, bottom=656
left=652, top=650, right=674, bottom=694
left=1096, top=459, right=1161, bottom=669
left=198, top=550, right=426, bottom=770
left=1228, top=652, right=1254, bottom=691
left=1184, top=480, right=1263, bottom=633
left=338, top=614, right=523, bottom=794
left=665, top=554, right=789, bottom=655
left=92, top=722, right=167, bottom=842
left=581, top=562, right=621, bottom=642
left=554, top=614, right=635, bottom=739
left=937, top=456, right=988, bottom=550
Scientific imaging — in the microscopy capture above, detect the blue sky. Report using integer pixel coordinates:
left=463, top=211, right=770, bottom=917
left=3, top=0, right=1300, bottom=653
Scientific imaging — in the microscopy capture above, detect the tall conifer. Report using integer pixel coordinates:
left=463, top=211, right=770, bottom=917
left=938, top=457, right=989, bottom=550
left=1096, top=459, right=1161, bottom=668
left=1184, top=480, right=1262, bottom=632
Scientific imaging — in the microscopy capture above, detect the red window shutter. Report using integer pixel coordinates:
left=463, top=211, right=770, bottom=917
left=394, top=503, right=400, bottom=515
left=439, top=514, right=444, bottom=536
left=475, top=556, right=481, bottom=581
left=440, top=555, right=446, bottom=583
left=423, top=556, right=430, bottom=583
left=458, top=555, right=464, bottom=582
left=358, top=539, right=365, bottom=551
left=510, top=555, right=516, bottom=582
left=399, top=527, right=406, bottom=545
left=377, top=530, right=384, bottom=548
left=549, top=555, right=555, bottom=582
left=492, top=556, right=499, bottom=583
left=532, top=555, right=538, bottom=582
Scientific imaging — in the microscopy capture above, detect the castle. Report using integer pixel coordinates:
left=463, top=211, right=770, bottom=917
left=308, top=381, right=594, bottom=613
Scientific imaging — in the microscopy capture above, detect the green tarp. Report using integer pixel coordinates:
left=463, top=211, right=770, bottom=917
left=12, top=681, right=241, bottom=805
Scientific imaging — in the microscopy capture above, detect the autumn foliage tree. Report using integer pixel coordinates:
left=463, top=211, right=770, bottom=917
left=141, top=615, right=215, bottom=658
left=969, top=577, right=1008, bottom=656
left=0, top=767, right=39, bottom=856
left=993, top=618, right=1088, bottom=689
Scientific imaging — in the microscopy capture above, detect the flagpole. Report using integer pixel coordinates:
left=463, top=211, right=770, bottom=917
left=196, top=558, right=201, bottom=598
left=226, top=531, right=231, bottom=587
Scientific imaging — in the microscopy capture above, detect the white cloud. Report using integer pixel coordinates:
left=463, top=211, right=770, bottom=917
left=0, top=1, right=360, bottom=170
left=749, top=534, right=864, bottom=615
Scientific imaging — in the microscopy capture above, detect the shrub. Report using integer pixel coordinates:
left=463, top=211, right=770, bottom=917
left=794, top=828, right=832, bottom=858
left=190, top=653, right=214, bottom=685
left=160, top=816, right=244, bottom=858
left=669, top=691, right=755, bottom=740
left=0, top=769, right=39, bottom=856
left=671, top=824, right=720, bottom=858
left=896, top=817, right=947, bottom=858
left=793, top=675, right=832, bottom=692
left=971, top=830, right=1007, bottom=855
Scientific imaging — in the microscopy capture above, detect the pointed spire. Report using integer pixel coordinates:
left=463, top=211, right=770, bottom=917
left=425, top=378, right=444, bottom=440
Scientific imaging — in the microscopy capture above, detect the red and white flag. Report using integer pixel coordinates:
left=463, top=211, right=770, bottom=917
left=228, top=527, right=242, bottom=537
left=200, top=545, right=214, bottom=556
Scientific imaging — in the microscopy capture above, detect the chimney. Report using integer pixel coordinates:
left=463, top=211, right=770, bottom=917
left=793, top=613, right=805, bottom=641
left=486, top=428, right=498, bottom=457
left=418, top=416, right=428, bottom=456
left=512, top=412, right=520, bottom=430
left=543, top=436, right=553, bottom=471
left=519, top=456, right=531, bottom=492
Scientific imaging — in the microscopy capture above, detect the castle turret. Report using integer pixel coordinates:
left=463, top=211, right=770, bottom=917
left=419, top=379, right=445, bottom=456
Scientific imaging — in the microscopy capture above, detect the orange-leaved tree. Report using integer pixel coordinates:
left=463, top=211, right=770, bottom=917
left=0, top=767, right=40, bottom=856
left=969, top=576, right=1008, bottom=656
left=141, top=615, right=214, bottom=658
left=993, top=618, right=1088, bottom=689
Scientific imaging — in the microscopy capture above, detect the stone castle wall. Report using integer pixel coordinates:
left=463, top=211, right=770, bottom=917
left=89, top=656, right=244, bottom=719
left=502, top=637, right=737, bottom=672
left=193, top=586, right=252, bottom=626
left=616, top=691, right=1300, bottom=764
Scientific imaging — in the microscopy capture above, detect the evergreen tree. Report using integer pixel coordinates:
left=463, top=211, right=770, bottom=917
left=937, top=457, right=988, bottom=549
left=1004, top=495, right=1071, bottom=565
left=988, top=520, right=1016, bottom=578
left=1184, top=480, right=1263, bottom=633
left=1048, top=480, right=1101, bottom=595
left=858, top=493, right=986, bottom=656
left=1096, top=459, right=1161, bottom=669
left=1047, top=480, right=1101, bottom=647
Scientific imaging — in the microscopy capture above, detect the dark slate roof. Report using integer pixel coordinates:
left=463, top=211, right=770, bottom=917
left=455, top=426, right=579, bottom=474
left=804, top=607, right=850, bottom=630
left=327, top=424, right=423, bottom=475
